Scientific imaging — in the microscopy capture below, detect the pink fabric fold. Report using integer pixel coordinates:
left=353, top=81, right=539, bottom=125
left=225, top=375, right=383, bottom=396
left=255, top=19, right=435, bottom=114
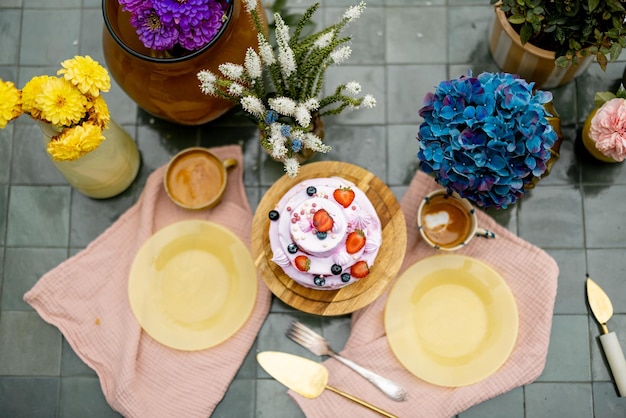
left=24, top=145, right=271, bottom=418
left=290, top=171, right=559, bottom=417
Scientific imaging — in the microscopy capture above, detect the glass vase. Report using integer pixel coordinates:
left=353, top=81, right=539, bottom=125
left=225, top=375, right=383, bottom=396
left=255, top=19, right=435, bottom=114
left=101, top=0, right=267, bottom=126
left=39, top=120, right=141, bottom=199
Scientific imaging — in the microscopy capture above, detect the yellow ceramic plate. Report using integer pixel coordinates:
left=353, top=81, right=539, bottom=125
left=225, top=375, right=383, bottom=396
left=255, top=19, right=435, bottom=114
left=128, top=220, right=257, bottom=351
left=384, top=254, right=518, bottom=387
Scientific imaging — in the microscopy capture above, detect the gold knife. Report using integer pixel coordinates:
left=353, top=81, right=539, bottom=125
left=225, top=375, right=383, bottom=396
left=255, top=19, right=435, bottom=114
left=586, top=275, right=626, bottom=397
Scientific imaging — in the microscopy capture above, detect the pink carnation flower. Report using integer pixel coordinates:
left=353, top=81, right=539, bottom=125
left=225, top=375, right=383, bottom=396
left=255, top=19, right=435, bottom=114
left=589, top=98, right=626, bottom=162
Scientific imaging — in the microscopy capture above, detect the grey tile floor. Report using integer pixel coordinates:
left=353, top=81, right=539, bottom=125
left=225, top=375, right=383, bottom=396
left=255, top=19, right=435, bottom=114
left=1, top=0, right=626, bottom=417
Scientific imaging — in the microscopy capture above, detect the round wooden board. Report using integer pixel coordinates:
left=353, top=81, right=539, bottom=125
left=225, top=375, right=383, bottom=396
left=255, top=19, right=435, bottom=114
left=251, top=161, right=407, bottom=316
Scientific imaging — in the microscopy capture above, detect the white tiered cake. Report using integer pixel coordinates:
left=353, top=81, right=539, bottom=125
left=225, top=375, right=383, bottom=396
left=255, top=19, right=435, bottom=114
left=268, top=177, right=382, bottom=289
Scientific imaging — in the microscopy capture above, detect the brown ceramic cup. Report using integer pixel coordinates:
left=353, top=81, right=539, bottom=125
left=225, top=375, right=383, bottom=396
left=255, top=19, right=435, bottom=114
left=164, top=147, right=237, bottom=210
left=417, top=189, right=496, bottom=251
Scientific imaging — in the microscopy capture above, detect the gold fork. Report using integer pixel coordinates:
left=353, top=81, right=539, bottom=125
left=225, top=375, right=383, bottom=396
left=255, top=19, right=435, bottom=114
left=286, top=321, right=408, bottom=402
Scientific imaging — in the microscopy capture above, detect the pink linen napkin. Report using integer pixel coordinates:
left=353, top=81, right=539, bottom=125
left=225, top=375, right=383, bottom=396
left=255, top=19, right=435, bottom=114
left=290, top=170, right=559, bottom=417
left=24, top=145, right=271, bottom=418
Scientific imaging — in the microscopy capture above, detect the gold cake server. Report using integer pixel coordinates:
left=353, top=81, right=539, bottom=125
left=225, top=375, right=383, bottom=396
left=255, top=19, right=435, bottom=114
left=257, top=351, right=398, bottom=418
left=586, top=275, right=626, bottom=397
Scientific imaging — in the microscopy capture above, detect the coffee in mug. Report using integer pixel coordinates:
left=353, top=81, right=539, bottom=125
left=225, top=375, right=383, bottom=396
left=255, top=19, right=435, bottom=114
left=164, top=147, right=237, bottom=210
left=417, top=189, right=495, bottom=251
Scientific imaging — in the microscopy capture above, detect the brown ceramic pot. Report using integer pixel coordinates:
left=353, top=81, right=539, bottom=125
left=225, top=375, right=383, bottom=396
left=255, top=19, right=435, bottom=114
left=102, top=0, right=266, bottom=126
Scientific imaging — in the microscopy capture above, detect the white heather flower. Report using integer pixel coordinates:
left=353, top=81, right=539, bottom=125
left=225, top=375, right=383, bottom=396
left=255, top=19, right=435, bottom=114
left=228, top=83, right=244, bottom=97
left=269, top=122, right=286, bottom=142
left=257, top=34, right=275, bottom=65
left=274, top=14, right=291, bottom=45
left=361, top=94, right=377, bottom=108
left=219, top=63, right=245, bottom=80
left=290, top=129, right=304, bottom=141
left=313, top=31, right=335, bottom=49
left=268, top=124, right=293, bottom=163
left=294, top=104, right=312, bottom=127
left=302, top=133, right=331, bottom=153
left=343, top=2, right=366, bottom=22
left=244, top=48, right=262, bottom=80
left=197, top=70, right=217, bottom=95
left=274, top=14, right=296, bottom=77
left=271, top=142, right=288, bottom=160
left=278, top=45, right=297, bottom=77
left=345, top=81, right=362, bottom=95
left=199, top=82, right=216, bottom=95
left=269, top=97, right=297, bottom=116
left=243, top=0, right=257, bottom=13
left=303, top=98, right=320, bottom=111
left=330, top=46, right=352, bottom=64
left=197, top=70, right=216, bottom=83
left=241, top=96, right=266, bottom=119
left=284, top=158, right=300, bottom=178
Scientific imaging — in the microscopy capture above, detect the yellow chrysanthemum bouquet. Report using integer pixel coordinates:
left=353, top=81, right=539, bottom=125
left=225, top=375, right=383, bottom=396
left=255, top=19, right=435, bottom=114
left=0, top=55, right=111, bottom=161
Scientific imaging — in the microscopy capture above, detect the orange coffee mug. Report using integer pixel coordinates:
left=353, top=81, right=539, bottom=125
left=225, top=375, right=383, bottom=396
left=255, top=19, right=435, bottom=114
left=164, top=147, right=237, bottom=210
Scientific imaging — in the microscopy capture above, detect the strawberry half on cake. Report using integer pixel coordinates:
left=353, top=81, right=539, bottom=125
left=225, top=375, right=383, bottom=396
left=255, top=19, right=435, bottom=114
left=267, top=177, right=382, bottom=289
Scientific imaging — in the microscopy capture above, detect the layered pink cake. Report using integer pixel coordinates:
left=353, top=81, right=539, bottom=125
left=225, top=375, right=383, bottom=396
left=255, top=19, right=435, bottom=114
left=268, top=177, right=382, bottom=289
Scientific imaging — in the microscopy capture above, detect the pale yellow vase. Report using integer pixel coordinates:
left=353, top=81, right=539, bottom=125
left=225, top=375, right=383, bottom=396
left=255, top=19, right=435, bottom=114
left=39, top=120, right=141, bottom=198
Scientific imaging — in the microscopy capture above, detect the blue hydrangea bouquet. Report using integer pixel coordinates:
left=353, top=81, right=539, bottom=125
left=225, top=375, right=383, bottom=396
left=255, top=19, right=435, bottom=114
left=417, top=71, right=559, bottom=209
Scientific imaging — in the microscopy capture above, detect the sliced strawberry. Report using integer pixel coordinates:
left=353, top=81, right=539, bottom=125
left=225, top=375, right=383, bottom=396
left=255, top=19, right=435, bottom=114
left=333, top=187, right=355, bottom=208
left=294, top=255, right=311, bottom=272
left=313, top=209, right=334, bottom=232
left=350, top=260, right=369, bottom=279
left=346, top=229, right=366, bottom=254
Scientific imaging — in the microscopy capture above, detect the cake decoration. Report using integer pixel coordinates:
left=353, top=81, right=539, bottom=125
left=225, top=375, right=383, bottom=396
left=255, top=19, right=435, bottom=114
left=268, top=210, right=280, bottom=221
left=268, top=177, right=382, bottom=289
left=333, top=187, right=355, bottom=208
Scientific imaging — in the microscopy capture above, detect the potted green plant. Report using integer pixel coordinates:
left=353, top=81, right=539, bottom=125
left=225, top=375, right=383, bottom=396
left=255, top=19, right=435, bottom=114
left=489, top=0, right=626, bottom=88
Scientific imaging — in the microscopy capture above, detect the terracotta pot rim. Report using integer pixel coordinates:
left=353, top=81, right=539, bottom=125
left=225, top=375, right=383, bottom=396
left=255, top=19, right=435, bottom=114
left=493, top=5, right=557, bottom=61
left=102, top=0, right=234, bottom=64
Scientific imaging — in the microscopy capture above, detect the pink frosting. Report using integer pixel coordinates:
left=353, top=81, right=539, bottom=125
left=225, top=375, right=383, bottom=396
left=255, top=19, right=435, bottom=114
left=590, top=98, right=626, bottom=162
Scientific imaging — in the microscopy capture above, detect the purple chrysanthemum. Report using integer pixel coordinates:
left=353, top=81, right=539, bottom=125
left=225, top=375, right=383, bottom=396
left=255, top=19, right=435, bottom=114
left=177, top=1, right=225, bottom=50
left=121, top=0, right=227, bottom=53
left=130, top=6, right=179, bottom=51
left=118, top=0, right=147, bottom=14
left=154, top=0, right=208, bottom=26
